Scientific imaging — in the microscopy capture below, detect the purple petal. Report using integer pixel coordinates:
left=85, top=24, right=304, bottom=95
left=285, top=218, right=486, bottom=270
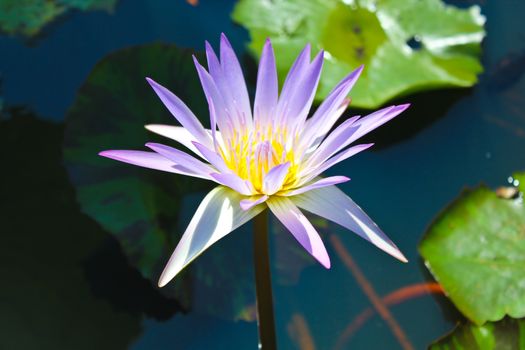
left=262, top=162, right=291, bottom=195
left=99, top=150, right=208, bottom=179
left=254, top=38, right=278, bottom=127
left=351, top=104, right=410, bottom=142
left=193, top=56, right=233, bottom=137
left=301, top=65, right=364, bottom=148
left=292, top=185, right=407, bottom=262
left=267, top=196, right=330, bottom=268
left=205, top=41, right=222, bottom=80
left=158, top=186, right=265, bottom=287
left=240, top=195, right=269, bottom=211
left=300, top=143, right=374, bottom=184
left=192, top=141, right=231, bottom=174
left=275, top=44, right=311, bottom=122
left=205, top=41, right=241, bottom=131
left=145, top=78, right=212, bottom=148
left=286, top=50, right=324, bottom=130
left=209, top=172, right=253, bottom=196
left=305, top=119, right=360, bottom=168
left=145, top=143, right=214, bottom=179
left=219, top=34, right=252, bottom=126
left=284, top=176, right=350, bottom=197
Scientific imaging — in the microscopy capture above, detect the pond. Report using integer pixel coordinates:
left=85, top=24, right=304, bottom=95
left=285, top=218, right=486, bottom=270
left=1, top=0, right=524, bottom=349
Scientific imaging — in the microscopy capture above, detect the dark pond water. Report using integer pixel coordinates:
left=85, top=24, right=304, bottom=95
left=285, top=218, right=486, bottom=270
left=1, top=0, right=524, bottom=349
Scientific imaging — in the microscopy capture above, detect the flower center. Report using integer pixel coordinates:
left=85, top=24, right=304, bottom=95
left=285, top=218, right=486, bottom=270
left=221, top=126, right=300, bottom=194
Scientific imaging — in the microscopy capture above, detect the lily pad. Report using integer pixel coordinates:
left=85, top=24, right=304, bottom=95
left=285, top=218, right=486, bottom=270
left=63, top=43, right=256, bottom=321
left=419, top=173, right=525, bottom=325
left=429, top=318, right=525, bottom=350
left=232, top=0, right=485, bottom=109
left=0, top=0, right=118, bottom=37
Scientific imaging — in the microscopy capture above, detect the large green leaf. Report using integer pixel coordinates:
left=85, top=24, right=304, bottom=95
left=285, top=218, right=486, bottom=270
left=0, top=0, right=117, bottom=37
left=429, top=318, right=525, bottom=350
left=232, top=0, right=485, bottom=109
left=63, top=44, right=256, bottom=321
left=419, top=173, right=525, bottom=325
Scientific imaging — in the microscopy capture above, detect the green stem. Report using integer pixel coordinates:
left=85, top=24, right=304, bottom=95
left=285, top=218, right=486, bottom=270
left=253, top=210, right=277, bottom=350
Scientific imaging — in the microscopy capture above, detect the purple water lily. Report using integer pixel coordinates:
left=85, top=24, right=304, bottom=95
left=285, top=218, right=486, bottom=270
left=100, top=34, right=409, bottom=287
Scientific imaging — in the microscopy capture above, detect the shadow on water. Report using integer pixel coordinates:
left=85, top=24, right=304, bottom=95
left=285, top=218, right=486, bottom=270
left=0, top=108, right=185, bottom=348
left=416, top=258, right=464, bottom=324
left=83, top=236, right=183, bottom=320
left=356, top=87, right=474, bottom=150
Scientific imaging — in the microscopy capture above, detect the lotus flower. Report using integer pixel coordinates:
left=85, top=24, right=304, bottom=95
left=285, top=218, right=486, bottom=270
left=100, top=34, right=409, bottom=287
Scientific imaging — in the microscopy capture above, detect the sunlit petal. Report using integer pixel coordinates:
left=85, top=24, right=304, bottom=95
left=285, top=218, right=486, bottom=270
left=284, top=176, right=350, bottom=196
left=254, top=38, right=278, bottom=127
left=300, top=143, right=374, bottom=184
left=145, top=142, right=215, bottom=179
left=262, top=162, right=291, bottom=195
left=267, top=196, right=330, bottom=268
left=220, top=33, right=253, bottom=127
left=145, top=124, right=201, bottom=155
left=98, top=150, right=209, bottom=179
left=292, top=185, right=407, bottom=262
left=146, top=78, right=212, bottom=148
left=301, top=65, right=364, bottom=149
left=158, top=186, right=265, bottom=287
left=240, top=194, right=269, bottom=211
left=210, top=173, right=254, bottom=196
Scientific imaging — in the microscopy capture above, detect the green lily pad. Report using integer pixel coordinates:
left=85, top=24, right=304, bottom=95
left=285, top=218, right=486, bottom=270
left=419, top=173, right=525, bottom=325
left=429, top=318, right=525, bottom=350
left=63, top=43, right=256, bottom=321
left=0, top=0, right=118, bottom=37
left=232, top=0, right=485, bottom=109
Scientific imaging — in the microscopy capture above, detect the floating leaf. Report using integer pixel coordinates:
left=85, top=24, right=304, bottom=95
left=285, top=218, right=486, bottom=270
left=419, top=173, right=525, bottom=325
left=63, top=43, right=256, bottom=321
left=232, top=0, right=485, bottom=109
left=429, top=318, right=525, bottom=350
left=0, top=0, right=118, bottom=37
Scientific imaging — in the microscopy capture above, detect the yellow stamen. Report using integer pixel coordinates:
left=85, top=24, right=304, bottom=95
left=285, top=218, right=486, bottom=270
left=221, top=125, right=301, bottom=194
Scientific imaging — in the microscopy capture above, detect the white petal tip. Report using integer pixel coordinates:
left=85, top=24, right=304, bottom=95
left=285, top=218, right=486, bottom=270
left=157, top=273, right=170, bottom=288
left=144, top=124, right=164, bottom=134
left=321, top=259, right=331, bottom=269
left=398, top=254, right=409, bottom=263
left=157, top=280, right=168, bottom=288
left=389, top=248, right=408, bottom=263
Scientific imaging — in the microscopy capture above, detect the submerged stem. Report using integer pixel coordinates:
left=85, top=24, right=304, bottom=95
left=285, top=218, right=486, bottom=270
left=253, top=210, right=277, bottom=349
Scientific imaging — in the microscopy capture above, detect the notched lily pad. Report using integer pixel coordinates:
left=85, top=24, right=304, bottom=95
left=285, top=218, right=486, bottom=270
left=419, top=172, right=525, bottom=325
left=63, top=43, right=256, bottom=321
left=0, top=0, right=118, bottom=37
left=429, top=318, right=525, bottom=350
left=232, top=0, right=485, bottom=109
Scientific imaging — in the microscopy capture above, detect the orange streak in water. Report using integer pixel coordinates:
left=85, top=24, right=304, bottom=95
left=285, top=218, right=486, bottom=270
left=287, top=313, right=316, bottom=350
left=330, top=234, right=415, bottom=350
left=334, top=282, right=444, bottom=350
left=186, top=0, right=198, bottom=6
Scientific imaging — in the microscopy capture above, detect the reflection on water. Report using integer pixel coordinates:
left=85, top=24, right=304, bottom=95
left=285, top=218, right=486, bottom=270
left=0, top=0, right=524, bottom=349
